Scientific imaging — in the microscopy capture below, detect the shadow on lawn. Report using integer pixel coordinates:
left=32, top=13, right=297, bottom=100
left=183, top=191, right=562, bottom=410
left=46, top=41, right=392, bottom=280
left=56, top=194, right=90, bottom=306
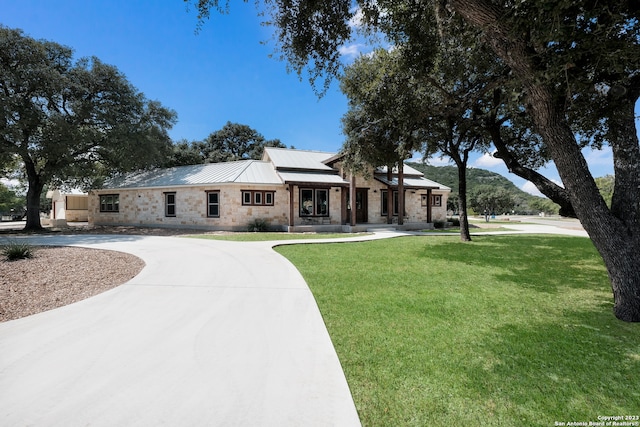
left=417, top=235, right=608, bottom=293
left=459, top=304, right=640, bottom=425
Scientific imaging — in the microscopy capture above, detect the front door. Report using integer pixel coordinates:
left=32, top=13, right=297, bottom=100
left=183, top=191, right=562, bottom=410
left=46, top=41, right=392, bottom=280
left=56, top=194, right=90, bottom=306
left=355, top=189, right=368, bottom=223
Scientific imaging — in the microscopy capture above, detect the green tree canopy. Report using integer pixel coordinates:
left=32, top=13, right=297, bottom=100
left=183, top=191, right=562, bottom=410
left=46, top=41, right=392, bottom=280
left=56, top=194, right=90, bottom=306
left=0, top=182, right=24, bottom=215
left=0, top=26, right=176, bottom=230
left=198, top=122, right=286, bottom=163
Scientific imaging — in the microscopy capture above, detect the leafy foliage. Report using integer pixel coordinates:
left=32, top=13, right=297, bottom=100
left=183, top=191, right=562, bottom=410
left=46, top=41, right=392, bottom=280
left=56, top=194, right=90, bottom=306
left=595, top=175, right=615, bottom=208
left=0, top=26, right=177, bottom=230
left=200, top=122, right=286, bottom=163
left=166, top=122, right=288, bottom=166
left=247, top=218, right=270, bottom=232
left=0, top=183, right=24, bottom=215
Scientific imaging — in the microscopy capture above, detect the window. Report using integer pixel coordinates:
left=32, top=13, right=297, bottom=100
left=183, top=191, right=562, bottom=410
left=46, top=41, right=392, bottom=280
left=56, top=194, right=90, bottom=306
left=300, top=188, right=329, bottom=217
left=242, top=190, right=275, bottom=206
left=207, top=191, right=220, bottom=217
left=381, top=190, right=400, bottom=216
left=432, top=195, right=442, bottom=207
left=165, top=192, right=176, bottom=217
left=99, top=194, right=119, bottom=212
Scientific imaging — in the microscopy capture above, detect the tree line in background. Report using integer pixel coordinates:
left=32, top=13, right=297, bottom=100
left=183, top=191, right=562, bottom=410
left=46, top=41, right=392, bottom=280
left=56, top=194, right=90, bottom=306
left=165, top=121, right=289, bottom=167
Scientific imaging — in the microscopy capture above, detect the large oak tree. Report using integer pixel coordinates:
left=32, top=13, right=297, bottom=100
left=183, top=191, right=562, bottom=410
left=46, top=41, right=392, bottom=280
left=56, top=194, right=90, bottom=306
left=187, top=0, right=640, bottom=321
left=0, top=27, right=177, bottom=231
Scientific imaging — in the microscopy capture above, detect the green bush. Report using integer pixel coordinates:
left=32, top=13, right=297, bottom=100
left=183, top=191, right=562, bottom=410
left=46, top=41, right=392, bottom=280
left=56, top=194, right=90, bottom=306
left=2, top=240, right=34, bottom=261
left=447, top=217, right=460, bottom=227
left=247, top=218, right=269, bottom=232
left=433, top=221, right=446, bottom=229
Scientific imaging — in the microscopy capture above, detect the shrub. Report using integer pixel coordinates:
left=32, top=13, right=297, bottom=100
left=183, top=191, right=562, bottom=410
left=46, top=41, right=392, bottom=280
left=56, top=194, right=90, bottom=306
left=2, top=240, right=34, bottom=261
left=433, top=221, right=446, bottom=229
left=447, top=217, right=461, bottom=227
left=247, top=218, right=269, bottom=232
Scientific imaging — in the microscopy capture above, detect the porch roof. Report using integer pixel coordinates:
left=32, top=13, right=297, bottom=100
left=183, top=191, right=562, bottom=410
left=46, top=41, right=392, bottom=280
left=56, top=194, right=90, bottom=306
left=277, top=171, right=350, bottom=186
left=375, top=175, right=451, bottom=190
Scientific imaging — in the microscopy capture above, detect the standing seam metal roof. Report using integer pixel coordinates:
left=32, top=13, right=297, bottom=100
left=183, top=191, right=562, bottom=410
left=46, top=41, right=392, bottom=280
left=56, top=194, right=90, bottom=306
left=105, top=160, right=282, bottom=189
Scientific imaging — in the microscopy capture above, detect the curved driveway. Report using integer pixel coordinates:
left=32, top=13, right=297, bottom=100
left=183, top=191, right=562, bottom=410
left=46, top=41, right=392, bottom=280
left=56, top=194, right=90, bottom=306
left=0, top=223, right=587, bottom=426
left=1, top=232, right=404, bottom=427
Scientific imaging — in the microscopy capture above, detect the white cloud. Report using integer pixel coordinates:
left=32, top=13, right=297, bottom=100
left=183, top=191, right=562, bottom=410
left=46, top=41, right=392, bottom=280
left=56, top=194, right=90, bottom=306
left=474, top=152, right=503, bottom=168
left=582, top=146, right=614, bottom=177
left=521, top=179, right=564, bottom=197
left=521, top=181, right=544, bottom=197
left=348, top=7, right=365, bottom=29
left=429, top=156, right=453, bottom=166
left=338, top=43, right=366, bottom=59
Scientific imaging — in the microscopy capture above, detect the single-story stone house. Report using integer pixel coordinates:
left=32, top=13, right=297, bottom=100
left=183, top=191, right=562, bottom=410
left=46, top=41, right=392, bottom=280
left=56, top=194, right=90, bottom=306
left=88, top=148, right=450, bottom=232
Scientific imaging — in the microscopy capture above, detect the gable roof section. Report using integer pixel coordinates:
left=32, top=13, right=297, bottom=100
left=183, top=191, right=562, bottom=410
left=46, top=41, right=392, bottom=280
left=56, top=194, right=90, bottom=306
left=264, top=147, right=349, bottom=186
left=105, top=160, right=282, bottom=189
left=263, top=147, right=335, bottom=171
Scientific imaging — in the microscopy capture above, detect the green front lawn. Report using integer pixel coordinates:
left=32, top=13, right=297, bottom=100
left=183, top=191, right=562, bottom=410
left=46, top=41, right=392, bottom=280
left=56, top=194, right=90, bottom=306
left=275, top=235, right=640, bottom=426
left=186, top=232, right=369, bottom=242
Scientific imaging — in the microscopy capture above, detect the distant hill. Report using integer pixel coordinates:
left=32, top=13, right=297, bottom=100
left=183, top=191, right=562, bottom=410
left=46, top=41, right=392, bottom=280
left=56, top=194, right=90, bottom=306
left=409, top=164, right=521, bottom=193
left=408, top=163, right=558, bottom=214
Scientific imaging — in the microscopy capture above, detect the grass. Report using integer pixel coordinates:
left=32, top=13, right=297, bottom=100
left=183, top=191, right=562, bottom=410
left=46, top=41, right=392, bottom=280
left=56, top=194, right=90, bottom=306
left=186, top=232, right=369, bottom=242
left=422, top=227, right=513, bottom=233
left=275, top=235, right=640, bottom=426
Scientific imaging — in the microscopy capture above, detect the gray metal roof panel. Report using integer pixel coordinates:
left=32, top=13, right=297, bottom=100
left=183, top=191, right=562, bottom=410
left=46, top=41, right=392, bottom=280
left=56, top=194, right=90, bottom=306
left=264, top=147, right=335, bottom=171
left=105, top=160, right=281, bottom=189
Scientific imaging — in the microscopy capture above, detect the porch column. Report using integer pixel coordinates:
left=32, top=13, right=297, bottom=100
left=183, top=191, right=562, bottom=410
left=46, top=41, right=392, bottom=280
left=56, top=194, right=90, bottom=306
left=397, top=162, right=404, bottom=225
left=288, top=183, right=294, bottom=227
left=350, top=174, right=356, bottom=226
left=341, top=187, right=348, bottom=224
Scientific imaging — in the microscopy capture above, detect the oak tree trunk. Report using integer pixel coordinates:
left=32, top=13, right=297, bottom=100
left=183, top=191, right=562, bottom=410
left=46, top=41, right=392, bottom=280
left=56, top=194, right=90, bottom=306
left=22, top=157, right=45, bottom=232
left=456, top=160, right=472, bottom=242
left=452, top=0, right=640, bottom=320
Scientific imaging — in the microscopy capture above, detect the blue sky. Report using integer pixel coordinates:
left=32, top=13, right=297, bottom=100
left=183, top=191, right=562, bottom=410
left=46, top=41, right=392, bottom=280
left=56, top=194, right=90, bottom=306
left=3, top=0, right=633, bottom=196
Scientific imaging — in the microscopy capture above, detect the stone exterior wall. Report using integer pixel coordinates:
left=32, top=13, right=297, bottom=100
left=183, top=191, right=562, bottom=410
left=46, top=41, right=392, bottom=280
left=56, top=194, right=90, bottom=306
left=89, top=174, right=449, bottom=230
left=90, top=185, right=290, bottom=231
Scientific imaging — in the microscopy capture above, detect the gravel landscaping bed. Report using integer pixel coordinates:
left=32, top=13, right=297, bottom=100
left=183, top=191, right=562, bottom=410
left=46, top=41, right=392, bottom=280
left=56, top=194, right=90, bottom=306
left=1, top=245, right=145, bottom=322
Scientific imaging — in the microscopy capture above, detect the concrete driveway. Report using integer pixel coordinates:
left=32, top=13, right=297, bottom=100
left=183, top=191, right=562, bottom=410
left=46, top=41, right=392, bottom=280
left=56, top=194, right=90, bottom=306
left=1, top=233, right=394, bottom=427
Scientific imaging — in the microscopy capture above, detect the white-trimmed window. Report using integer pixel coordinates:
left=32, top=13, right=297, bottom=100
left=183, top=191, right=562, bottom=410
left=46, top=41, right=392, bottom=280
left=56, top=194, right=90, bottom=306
left=242, top=190, right=275, bottom=206
left=99, top=194, right=119, bottom=212
left=207, top=191, right=220, bottom=217
left=432, top=195, right=442, bottom=207
left=165, top=192, right=176, bottom=217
